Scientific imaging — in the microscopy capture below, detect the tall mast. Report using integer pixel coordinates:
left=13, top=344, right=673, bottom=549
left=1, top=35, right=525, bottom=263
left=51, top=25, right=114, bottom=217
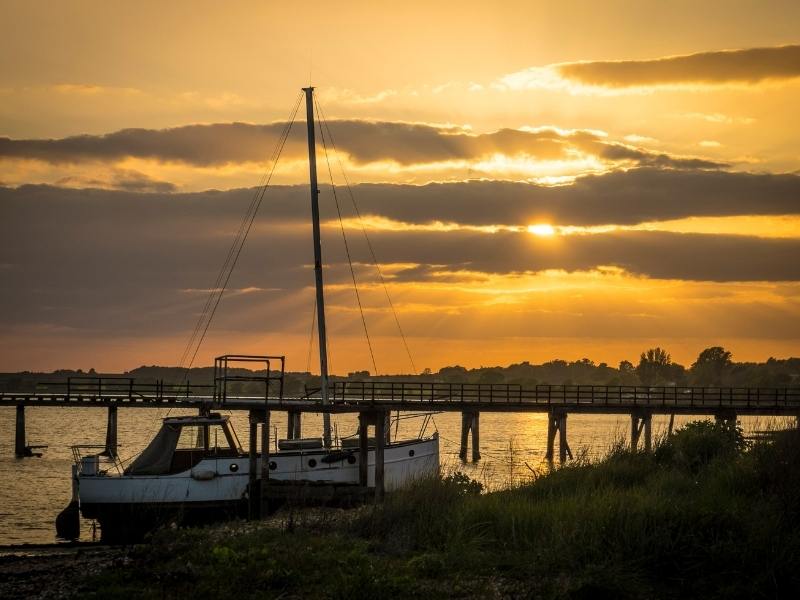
left=303, top=86, right=332, bottom=448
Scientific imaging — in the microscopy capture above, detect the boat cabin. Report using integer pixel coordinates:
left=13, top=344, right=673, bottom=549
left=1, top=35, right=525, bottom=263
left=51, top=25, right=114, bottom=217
left=124, top=414, right=242, bottom=476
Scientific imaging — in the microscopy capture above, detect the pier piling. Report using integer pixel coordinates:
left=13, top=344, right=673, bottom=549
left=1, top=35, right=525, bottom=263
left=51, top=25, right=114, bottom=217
left=714, top=410, right=738, bottom=428
left=248, top=410, right=258, bottom=520
left=104, top=406, right=118, bottom=457
left=14, top=405, right=25, bottom=457
left=287, top=410, right=302, bottom=439
left=375, top=410, right=386, bottom=502
left=558, top=412, right=571, bottom=462
left=630, top=411, right=652, bottom=452
left=384, top=410, right=392, bottom=444
left=459, top=411, right=481, bottom=461
left=471, top=412, right=480, bottom=461
left=358, top=412, right=369, bottom=487
left=546, top=410, right=572, bottom=463
left=260, top=409, right=271, bottom=517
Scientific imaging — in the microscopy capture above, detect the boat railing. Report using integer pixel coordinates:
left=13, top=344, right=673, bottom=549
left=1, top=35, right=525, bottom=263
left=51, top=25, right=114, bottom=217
left=214, top=354, right=286, bottom=405
left=70, top=444, right=124, bottom=475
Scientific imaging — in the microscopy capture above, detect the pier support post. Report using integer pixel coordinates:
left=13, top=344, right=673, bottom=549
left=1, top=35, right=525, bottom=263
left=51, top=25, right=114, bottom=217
left=260, top=409, right=271, bottom=518
left=545, top=410, right=572, bottom=463
left=384, top=411, right=392, bottom=445
left=104, top=406, right=118, bottom=457
left=14, top=405, right=26, bottom=457
left=358, top=412, right=369, bottom=488
left=287, top=410, right=302, bottom=439
left=375, top=410, right=386, bottom=502
left=630, top=411, right=652, bottom=452
left=459, top=411, right=481, bottom=461
left=558, top=412, right=570, bottom=463
left=471, top=412, right=480, bottom=461
left=714, top=410, right=737, bottom=428
left=459, top=412, right=469, bottom=460
left=248, top=410, right=258, bottom=520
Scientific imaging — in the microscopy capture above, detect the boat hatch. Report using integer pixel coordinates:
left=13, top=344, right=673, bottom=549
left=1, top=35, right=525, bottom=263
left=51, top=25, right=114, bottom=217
left=124, top=415, right=242, bottom=476
left=277, top=437, right=324, bottom=451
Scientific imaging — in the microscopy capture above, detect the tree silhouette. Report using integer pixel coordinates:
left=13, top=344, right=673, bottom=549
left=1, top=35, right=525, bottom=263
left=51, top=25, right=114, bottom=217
left=616, top=360, right=638, bottom=384
left=636, top=347, right=672, bottom=385
left=691, top=346, right=733, bottom=386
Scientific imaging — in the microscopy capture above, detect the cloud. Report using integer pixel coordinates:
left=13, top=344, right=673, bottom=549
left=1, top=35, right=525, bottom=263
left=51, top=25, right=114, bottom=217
left=0, top=121, right=725, bottom=171
left=373, top=229, right=800, bottom=282
left=4, top=167, right=799, bottom=234
left=52, top=83, right=143, bottom=96
left=677, top=112, right=756, bottom=125
left=54, top=168, right=177, bottom=193
left=2, top=182, right=799, bottom=352
left=556, top=44, right=800, bottom=88
left=499, top=44, right=800, bottom=91
left=2, top=183, right=799, bottom=296
left=337, top=168, right=800, bottom=227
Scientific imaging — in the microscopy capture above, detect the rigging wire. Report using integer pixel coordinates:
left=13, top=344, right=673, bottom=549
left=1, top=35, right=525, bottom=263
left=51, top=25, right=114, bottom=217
left=178, top=91, right=303, bottom=376
left=176, top=95, right=300, bottom=370
left=315, top=97, right=378, bottom=376
left=314, top=99, right=418, bottom=375
left=140, top=91, right=302, bottom=442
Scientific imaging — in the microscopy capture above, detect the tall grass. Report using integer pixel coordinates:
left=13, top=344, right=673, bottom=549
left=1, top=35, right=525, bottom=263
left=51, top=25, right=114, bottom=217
left=84, top=421, right=800, bottom=599
left=350, top=421, right=800, bottom=597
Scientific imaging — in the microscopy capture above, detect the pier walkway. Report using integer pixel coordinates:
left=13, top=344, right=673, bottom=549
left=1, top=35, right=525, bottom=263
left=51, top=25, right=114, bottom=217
left=3, top=379, right=799, bottom=463
left=2, top=380, right=799, bottom=414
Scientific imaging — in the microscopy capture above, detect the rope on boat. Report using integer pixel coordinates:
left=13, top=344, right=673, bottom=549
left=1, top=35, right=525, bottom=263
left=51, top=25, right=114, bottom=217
left=135, top=92, right=303, bottom=450
left=314, top=97, right=418, bottom=376
left=178, top=91, right=304, bottom=374
left=315, top=98, right=379, bottom=376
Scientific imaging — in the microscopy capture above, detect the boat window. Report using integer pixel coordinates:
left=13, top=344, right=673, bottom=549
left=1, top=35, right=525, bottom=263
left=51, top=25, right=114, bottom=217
left=176, top=424, right=235, bottom=452
left=176, top=426, right=204, bottom=449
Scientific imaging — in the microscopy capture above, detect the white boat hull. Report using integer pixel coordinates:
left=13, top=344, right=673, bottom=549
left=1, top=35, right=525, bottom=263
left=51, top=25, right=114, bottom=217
left=77, top=436, right=438, bottom=538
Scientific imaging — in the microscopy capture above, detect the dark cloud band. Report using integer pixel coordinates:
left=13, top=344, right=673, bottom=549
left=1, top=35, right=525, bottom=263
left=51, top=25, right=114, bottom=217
left=556, top=44, right=800, bottom=87
left=4, top=166, right=799, bottom=230
left=3, top=180, right=799, bottom=338
left=0, top=121, right=724, bottom=170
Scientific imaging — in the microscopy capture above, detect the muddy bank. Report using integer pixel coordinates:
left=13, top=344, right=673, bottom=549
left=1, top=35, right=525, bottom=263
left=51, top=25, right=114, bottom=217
left=0, top=543, right=128, bottom=600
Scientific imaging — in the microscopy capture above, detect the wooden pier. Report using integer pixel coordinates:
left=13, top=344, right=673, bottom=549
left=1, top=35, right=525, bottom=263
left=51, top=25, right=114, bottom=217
left=2, top=379, right=799, bottom=500
left=3, top=381, right=799, bottom=447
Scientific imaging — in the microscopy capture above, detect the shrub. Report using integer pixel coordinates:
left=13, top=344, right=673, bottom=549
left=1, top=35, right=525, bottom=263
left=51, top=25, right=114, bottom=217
left=654, top=419, right=747, bottom=472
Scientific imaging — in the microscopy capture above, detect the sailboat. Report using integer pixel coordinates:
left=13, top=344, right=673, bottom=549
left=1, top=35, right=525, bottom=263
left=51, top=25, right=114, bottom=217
left=64, top=88, right=440, bottom=542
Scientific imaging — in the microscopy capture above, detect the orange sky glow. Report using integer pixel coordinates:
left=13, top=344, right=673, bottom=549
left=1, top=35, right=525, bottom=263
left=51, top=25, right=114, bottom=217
left=1, top=1, right=799, bottom=373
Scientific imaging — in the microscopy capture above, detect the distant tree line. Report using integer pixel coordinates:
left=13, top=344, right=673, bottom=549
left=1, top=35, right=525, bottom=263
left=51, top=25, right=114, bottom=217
left=433, top=347, right=799, bottom=388
left=1, top=347, right=798, bottom=394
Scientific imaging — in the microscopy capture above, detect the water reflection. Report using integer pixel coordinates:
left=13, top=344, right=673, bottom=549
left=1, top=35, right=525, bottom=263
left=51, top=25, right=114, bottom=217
left=0, top=407, right=791, bottom=544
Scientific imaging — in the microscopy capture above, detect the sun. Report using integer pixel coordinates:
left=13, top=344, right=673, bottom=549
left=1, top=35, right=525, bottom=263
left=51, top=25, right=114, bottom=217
left=527, top=223, right=556, bottom=237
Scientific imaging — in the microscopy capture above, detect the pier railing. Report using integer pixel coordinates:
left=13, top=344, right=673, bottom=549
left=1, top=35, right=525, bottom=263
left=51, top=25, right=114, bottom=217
left=331, top=381, right=800, bottom=410
left=53, top=377, right=213, bottom=400
left=2, top=379, right=799, bottom=414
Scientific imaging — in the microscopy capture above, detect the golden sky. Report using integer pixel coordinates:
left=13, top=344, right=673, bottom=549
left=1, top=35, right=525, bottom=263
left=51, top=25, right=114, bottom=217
left=1, top=0, right=799, bottom=372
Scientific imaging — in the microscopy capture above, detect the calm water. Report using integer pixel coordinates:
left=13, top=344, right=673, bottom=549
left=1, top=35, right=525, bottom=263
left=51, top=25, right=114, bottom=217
left=0, top=407, right=789, bottom=544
